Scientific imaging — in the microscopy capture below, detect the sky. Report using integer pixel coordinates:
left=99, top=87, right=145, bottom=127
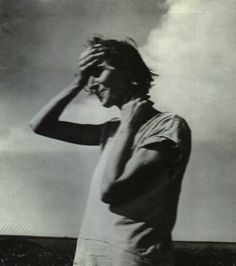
left=0, top=0, right=235, bottom=241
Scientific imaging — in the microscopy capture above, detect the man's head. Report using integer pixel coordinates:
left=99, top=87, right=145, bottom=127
left=87, top=37, right=157, bottom=96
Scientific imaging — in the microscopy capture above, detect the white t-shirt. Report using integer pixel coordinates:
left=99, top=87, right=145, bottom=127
left=73, top=111, right=191, bottom=266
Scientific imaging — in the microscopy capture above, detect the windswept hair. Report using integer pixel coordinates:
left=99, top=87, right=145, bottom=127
left=88, top=36, right=158, bottom=94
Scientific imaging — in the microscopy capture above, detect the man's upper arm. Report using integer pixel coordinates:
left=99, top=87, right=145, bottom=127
left=101, top=139, right=177, bottom=204
left=32, top=121, right=104, bottom=146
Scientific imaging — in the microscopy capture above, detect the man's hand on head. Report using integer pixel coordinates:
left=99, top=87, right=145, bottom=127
left=75, top=44, right=105, bottom=87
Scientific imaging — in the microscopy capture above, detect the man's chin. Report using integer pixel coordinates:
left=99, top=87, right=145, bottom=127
left=101, top=102, right=112, bottom=108
left=99, top=97, right=113, bottom=108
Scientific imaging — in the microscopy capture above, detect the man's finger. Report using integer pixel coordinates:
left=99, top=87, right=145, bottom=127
left=79, top=47, right=94, bottom=60
left=79, top=52, right=105, bottom=68
left=79, top=46, right=105, bottom=61
left=80, top=58, right=101, bottom=72
left=79, top=51, right=104, bottom=66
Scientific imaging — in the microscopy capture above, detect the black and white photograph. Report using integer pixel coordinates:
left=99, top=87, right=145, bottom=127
left=0, top=0, right=236, bottom=265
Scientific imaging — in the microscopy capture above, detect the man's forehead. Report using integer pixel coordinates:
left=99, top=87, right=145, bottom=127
left=97, top=61, right=115, bottom=70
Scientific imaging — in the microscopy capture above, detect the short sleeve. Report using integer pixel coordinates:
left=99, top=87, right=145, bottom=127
left=136, top=114, right=191, bottom=163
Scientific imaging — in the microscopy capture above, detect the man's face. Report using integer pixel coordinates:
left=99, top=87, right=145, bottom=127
left=87, top=61, right=130, bottom=108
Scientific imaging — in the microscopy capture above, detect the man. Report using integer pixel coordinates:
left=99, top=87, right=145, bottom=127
left=30, top=37, right=191, bottom=266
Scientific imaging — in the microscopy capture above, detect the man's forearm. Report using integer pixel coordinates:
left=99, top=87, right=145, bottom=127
left=101, top=125, right=136, bottom=193
left=29, top=78, right=83, bottom=132
left=101, top=98, right=152, bottom=196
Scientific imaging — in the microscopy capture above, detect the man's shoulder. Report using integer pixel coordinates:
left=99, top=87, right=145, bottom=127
left=150, top=111, right=191, bottom=133
left=133, top=110, right=191, bottom=150
left=152, top=110, right=186, bottom=122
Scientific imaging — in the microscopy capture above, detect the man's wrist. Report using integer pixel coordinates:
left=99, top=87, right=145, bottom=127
left=68, top=76, right=85, bottom=92
left=118, top=123, right=137, bottom=136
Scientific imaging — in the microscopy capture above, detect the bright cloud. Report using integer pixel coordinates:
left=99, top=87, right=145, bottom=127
left=142, top=0, right=236, bottom=145
left=140, top=0, right=236, bottom=242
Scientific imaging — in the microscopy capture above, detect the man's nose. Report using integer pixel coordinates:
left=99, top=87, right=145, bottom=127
left=87, top=76, right=100, bottom=92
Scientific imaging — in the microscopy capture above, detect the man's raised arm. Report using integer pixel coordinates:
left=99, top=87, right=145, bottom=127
left=29, top=78, right=104, bottom=145
left=29, top=45, right=106, bottom=145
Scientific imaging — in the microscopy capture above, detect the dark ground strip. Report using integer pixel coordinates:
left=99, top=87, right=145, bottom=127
left=0, top=236, right=235, bottom=266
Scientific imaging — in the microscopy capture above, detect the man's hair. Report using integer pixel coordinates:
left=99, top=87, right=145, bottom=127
left=88, top=36, right=158, bottom=94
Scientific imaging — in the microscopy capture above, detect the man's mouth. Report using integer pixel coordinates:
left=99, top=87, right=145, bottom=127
left=97, top=88, right=106, bottom=99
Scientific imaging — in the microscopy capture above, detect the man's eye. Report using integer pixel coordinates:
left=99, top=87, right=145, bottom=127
left=91, top=67, right=103, bottom=77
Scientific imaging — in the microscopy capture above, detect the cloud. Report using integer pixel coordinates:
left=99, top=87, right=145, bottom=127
left=0, top=150, right=98, bottom=237
left=142, top=0, right=236, bottom=145
left=140, top=0, right=236, bottom=242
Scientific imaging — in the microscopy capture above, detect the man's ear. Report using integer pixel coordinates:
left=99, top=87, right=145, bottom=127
left=131, top=81, right=138, bottom=86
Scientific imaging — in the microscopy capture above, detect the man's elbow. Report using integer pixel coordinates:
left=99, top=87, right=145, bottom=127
left=29, top=120, right=42, bottom=134
left=101, top=183, right=119, bottom=204
left=101, top=192, right=110, bottom=204
left=101, top=193, right=123, bottom=205
left=101, top=184, right=129, bottom=205
left=101, top=187, right=113, bottom=204
left=29, top=119, right=38, bottom=132
left=29, top=119, right=49, bottom=135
